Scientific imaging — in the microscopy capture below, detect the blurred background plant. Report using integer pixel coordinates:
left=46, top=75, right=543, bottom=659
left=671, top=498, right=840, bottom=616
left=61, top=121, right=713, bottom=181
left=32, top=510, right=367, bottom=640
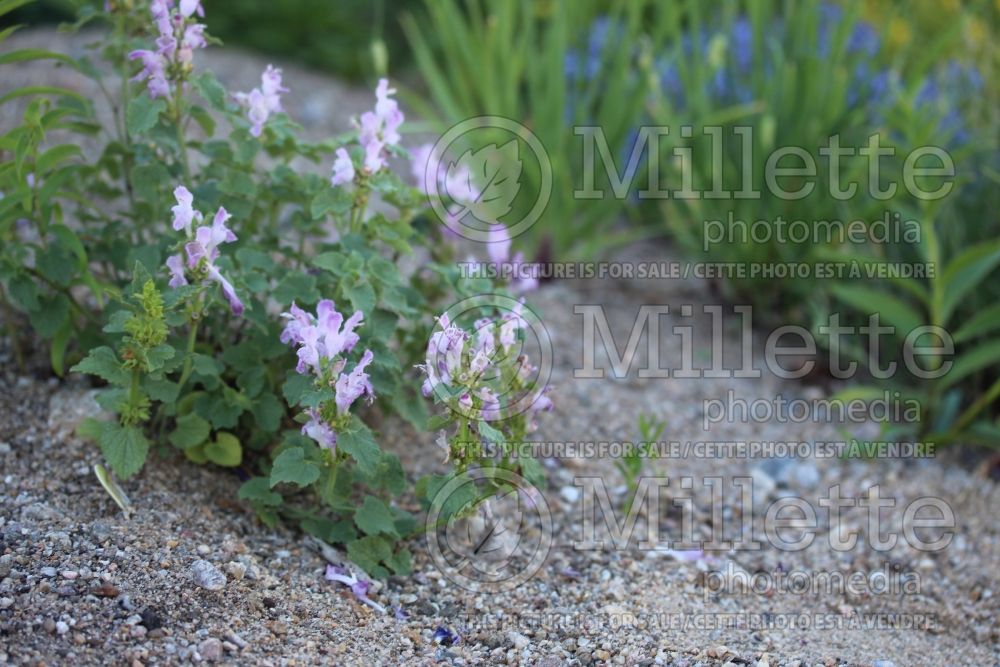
left=3, top=0, right=420, bottom=80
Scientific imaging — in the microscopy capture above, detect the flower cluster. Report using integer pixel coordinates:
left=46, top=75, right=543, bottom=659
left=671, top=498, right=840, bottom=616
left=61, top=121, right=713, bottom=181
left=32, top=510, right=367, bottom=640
left=165, top=186, right=244, bottom=315
left=280, top=300, right=374, bottom=450
left=420, top=305, right=552, bottom=429
left=129, top=0, right=207, bottom=100
left=234, top=65, right=288, bottom=137
left=331, top=78, right=404, bottom=186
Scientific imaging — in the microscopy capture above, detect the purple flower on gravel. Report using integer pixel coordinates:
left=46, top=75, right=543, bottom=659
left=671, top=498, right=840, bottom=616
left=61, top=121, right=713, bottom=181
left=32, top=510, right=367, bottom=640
left=324, top=564, right=386, bottom=614
left=432, top=626, right=459, bottom=646
left=331, top=147, right=355, bottom=186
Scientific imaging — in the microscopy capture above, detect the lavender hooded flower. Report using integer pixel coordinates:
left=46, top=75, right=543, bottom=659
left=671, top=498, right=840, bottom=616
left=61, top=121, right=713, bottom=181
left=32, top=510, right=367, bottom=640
left=356, top=78, right=404, bottom=173
left=331, top=148, right=355, bottom=186
left=129, top=0, right=207, bottom=100
left=279, top=301, right=374, bottom=450
left=164, top=187, right=243, bottom=315
left=235, top=65, right=288, bottom=137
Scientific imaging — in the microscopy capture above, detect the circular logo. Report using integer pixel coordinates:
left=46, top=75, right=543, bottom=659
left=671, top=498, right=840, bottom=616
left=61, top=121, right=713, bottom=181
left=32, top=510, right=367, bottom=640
left=424, top=293, right=553, bottom=422
left=422, top=116, right=552, bottom=242
left=425, top=468, right=552, bottom=593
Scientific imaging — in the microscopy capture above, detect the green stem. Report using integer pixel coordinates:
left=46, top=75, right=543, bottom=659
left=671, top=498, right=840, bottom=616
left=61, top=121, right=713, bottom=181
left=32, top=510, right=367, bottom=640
left=177, top=315, right=201, bottom=390
left=173, top=91, right=192, bottom=183
left=947, top=376, right=1000, bottom=440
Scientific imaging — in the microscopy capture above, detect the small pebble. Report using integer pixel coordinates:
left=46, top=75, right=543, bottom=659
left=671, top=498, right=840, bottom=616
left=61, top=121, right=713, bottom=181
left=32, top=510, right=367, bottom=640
left=224, top=561, right=247, bottom=582
left=190, top=560, right=226, bottom=591
left=199, top=637, right=224, bottom=662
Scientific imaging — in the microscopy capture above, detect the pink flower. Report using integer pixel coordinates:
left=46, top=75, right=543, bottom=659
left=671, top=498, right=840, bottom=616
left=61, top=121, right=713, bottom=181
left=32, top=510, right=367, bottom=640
left=331, top=148, right=355, bottom=186
left=165, top=190, right=242, bottom=316
left=185, top=207, right=236, bottom=268
left=410, top=143, right=436, bottom=190
left=260, top=65, right=288, bottom=104
left=170, top=185, right=201, bottom=233
left=128, top=49, right=170, bottom=100
left=166, top=254, right=187, bottom=288
left=355, top=78, right=404, bottom=174
left=302, top=409, right=337, bottom=451
left=179, top=0, right=203, bottom=18
left=235, top=65, right=287, bottom=137
left=334, top=349, right=375, bottom=413
left=206, top=265, right=243, bottom=315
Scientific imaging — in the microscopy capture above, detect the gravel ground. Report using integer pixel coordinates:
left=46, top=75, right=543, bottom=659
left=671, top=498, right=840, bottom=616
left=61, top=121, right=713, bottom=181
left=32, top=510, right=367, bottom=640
left=2, top=28, right=999, bottom=667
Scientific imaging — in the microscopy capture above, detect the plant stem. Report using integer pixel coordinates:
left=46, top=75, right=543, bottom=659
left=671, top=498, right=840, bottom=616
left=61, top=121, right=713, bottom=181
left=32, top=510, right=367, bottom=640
left=177, top=299, right=203, bottom=389
left=173, top=90, right=192, bottom=183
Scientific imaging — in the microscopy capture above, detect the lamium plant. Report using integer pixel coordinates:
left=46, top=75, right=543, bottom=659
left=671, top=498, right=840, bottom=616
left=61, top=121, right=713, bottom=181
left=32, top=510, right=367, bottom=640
left=0, top=0, right=552, bottom=577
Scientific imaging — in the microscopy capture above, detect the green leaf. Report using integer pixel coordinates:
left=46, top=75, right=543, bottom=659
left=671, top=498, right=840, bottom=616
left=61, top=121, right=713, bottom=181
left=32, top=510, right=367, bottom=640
left=251, top=392, right=283, bottom=432
left=830, top=284, right=922, bottom=338
left=50, top=322, right=71, bottom=377
left=940, top=341, right=1000, bottom=391
left=385, top=548, right=412, bottom=576
left=313, top=251, right=347, bottom=276
left=238, top=477, right=283, bottom=507
left=478, top=420, right=505, bottom=444
left=29, top=294, right=69, bottom=338
left=36, top=242, right=75, bottom=286
left=310, top=187, right=353, bottom=219
left=341, top=279, right=375, bottom=314
left=346, top=535, right=393, bottom=578
left=98, top=422, right=150, bottom=479
left=939, top=238, right=1000, bottom=326
left=270, top=447, right=320, bottom=488
left=71, top=346, right=128, bottom=386
left=126, top=95, right=166, bottom=135
left=144, top=376, right=180, bottom=402
left=205, top=432, right=242, bottom=467
left=169, top=412, right=211, bottom=449
left=192, top=71, right=227, bottom=110
left=273, top=273, right=319, bottom=305
left=953, top=302, right=1000, bottom=344
left=354, top=495, right=399, bottom=537
left=338, top=422, right=380, bottom=476
left=282, top=372, right=314, bottom=406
